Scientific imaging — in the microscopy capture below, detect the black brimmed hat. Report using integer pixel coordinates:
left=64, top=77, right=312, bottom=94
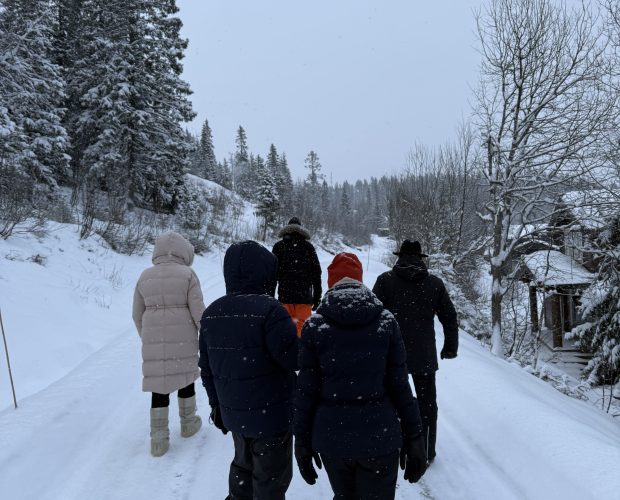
left=288, top=217, right=301, bottom=225
left=393, top=240, right=428, bottom=258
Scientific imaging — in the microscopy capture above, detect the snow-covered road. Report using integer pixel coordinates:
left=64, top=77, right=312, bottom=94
left=1, top=229, right=619, bottom=499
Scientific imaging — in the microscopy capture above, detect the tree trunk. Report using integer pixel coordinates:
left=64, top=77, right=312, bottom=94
left=529, top=286, right=540, bottom=334
left=491, top=262, right=504, bottom=357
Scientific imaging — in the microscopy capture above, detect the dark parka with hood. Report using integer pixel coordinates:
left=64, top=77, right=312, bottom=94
left=199, top=241, right=298, bottom=438
left=294, top=280, right=423, bottom=458
left=372, top=255, right=458, bottom=375
left=271, top=220, right=322, bottom=306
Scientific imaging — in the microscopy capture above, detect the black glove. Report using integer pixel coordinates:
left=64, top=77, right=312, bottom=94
left=295, top=442, right=322, bottom=485
left=209, top=405, right=228, bottom=435
left=440, top=347, right=457, bottom=359
left=400, top=434, right=427, bottom=483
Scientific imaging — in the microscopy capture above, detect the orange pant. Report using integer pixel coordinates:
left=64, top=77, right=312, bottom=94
left=283, top=303, right=312, bottom=337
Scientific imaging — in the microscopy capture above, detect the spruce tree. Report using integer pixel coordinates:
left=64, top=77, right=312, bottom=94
left=72, top=0, right=194, bottom=212
left=254, top=155, right=280, bottom=240
left=199, top=118, right=217, bottom=180
left=0, top=0, right=69, bottom=187
left=234, top=126, right=256, bottom=200
left=304, top=150, right=322, bottom=186
left=340, top=185, right=352, bottom=217
left=276, top=152, right=294, bottom=218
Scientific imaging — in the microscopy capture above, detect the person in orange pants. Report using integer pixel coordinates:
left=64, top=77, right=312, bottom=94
left=271, top=217, right=322, bottom=336
left=282, top=304, right=313, bottom=336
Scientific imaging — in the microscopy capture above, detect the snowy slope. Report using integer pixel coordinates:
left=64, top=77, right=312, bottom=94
left=0, top=230, right=619, bottom=500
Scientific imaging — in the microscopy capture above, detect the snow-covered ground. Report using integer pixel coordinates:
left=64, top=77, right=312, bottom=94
left=0, top=227, right=619, bottom=500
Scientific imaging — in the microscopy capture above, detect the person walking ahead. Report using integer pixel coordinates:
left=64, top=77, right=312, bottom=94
left=272, top=217, right=322, bottom=336
left=199, top=241, right=298, bottom=500
left=372, top=240, right=458, bottom=465
left=295, top=253, right=427, bottom=500
left=132, top=231, right=206, bottom=457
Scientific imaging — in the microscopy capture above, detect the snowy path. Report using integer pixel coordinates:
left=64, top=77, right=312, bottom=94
left=2, top=326, right=618, bottom=500
left=1, top=231, right=619, bottom=499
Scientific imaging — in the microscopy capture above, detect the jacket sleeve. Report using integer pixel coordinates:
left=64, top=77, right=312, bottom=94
left=372, top=274, right=390, bottom=310
left=309, top=245, right=322, bottom=301
left=188, top=270, right=206, bottom=330
left=198, top=316, right=219, bottom=407
left=385, top=317, right=423, bottom=438
left=435, top=280, right=459, bottom=353
left=132, top=284, right=145, bottom=337
left=264, top=302, right=299, bottom=371
left=294, top=321, right=321, bottom=446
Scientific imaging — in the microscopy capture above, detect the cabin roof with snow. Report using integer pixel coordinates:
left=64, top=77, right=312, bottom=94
left=520, top=250, right=594, bottom=287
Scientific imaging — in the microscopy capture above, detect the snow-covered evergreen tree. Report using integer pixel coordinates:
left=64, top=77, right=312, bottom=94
left=198, top=118, right=217, bottom=181
left=340, top=184, right=351, bottom=217
left=0, top=0, right=69, bottom=186
left=219, top=158, right=232, bottom=189
left=571, top=217, right=620, bottom=388
left=71, top=0, right=194, bottom=212
left=254, top=155, right=279, bottom=240
left=234, top=126, right=259, bottom=200
left=276, top=151, right=293, bottom=218
left=304, top=150, right=322, bottom=187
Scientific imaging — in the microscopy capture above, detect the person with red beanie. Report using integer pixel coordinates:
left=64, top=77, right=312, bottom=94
left=294, top=252, right=427, bottom=499
left=326, top=252, right=363, bottom=288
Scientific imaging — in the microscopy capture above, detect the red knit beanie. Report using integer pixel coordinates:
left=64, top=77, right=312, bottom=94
left=327, top=252, right=363, bottom=288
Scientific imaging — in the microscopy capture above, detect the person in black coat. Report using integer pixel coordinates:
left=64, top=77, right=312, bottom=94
left=294, top=252, right=427, bottom=500
left=199, top=240, right=298, bottom=500
left=372, top=240, right=458, bottom=465
left=271, top=217, right=322, bottom=336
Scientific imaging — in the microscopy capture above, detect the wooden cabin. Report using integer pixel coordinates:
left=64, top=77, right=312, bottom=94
left=517, top=250, right=594, bottom=348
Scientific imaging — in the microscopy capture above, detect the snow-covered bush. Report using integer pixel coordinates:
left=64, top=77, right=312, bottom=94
left=428, top=253, right=491, bottom=341
left=0, top=167, right=49, bottom=239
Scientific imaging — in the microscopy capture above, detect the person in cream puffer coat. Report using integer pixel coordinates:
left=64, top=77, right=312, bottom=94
left=133, top=231, right=206, bottom=457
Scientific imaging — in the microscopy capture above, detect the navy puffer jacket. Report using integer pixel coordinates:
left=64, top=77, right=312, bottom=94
left=294, top=280, right=423, bottom=459
left=199, top=241, right=298, bottom=438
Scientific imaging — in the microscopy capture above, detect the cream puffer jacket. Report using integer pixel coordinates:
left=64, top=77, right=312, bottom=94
left=132, top=232, right=206, bottom=394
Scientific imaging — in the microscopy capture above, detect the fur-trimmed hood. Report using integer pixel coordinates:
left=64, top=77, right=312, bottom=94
left=278, top=223, right=311, bottom=240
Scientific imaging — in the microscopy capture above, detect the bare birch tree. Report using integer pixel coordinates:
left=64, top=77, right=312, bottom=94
left=474, top=0, right=616, bottom=356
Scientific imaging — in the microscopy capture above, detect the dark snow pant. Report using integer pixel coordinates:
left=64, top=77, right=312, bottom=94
left=151, top=383, right=195, bottom=408
left=321, top=451, right=399, bottom=500
left=412, top=373, right=438, bottom=461
left=227, top=430, right=293, bottom=500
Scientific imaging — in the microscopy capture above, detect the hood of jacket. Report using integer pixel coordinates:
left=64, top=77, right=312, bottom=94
left=224, top=240, right=277, bottom=295
left=152, top=231, right=194, bottom=266
left=318, top=280, right=384, bottom=326
left=278, top=223, right=311, bottom=240
left=393, top=255, right=429, bottom=281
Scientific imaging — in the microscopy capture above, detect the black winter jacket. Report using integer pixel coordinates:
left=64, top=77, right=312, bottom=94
left=271, top=224, right=322, bottom=304
left=294, top=280, right=423, bottom=459
left=199, top=241, right=298, bottom=438
left=372, top=256, right=458, bottom=375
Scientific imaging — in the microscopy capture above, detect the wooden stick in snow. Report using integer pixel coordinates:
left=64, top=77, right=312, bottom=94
left=0, top=308, right=18, bottom=409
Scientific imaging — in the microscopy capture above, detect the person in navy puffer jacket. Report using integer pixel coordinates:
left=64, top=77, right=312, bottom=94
left=199, top=240, right=298, bottom=500
left=294, top=252, right=427, bottom=500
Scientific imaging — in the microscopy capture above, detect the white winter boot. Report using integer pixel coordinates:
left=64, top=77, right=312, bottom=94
left=150, top=407, right=170, bottom=457
left=179, top=395, right=202, bottom=438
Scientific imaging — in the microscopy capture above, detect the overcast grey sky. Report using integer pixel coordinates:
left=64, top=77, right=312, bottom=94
left=177, top=0, right=483, bottom=183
